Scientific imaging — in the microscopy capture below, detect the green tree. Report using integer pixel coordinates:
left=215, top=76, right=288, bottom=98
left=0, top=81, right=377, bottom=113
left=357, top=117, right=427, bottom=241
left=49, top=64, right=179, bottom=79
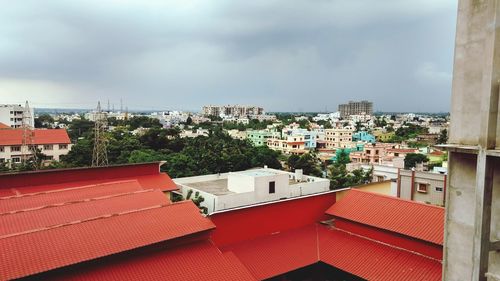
left=437, top=129, right=448, bottom=144
left=186, top=189, right=208, bottom=214
left=404, top=153, right=429, bottom=169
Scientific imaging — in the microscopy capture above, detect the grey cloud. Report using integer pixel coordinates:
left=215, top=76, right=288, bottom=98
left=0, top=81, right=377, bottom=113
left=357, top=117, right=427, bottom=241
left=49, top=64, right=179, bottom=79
left=0, top=0, right=457, bottom=112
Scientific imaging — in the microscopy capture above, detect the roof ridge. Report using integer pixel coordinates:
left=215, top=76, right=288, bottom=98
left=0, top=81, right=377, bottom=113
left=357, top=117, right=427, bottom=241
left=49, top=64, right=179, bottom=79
left=0, top=189, right=156, bottom=216
left=0, top=179, right=140, bottom=200
left=348, top=189, right=445, bottom=210
left=0, top=203, right=172, bottom=240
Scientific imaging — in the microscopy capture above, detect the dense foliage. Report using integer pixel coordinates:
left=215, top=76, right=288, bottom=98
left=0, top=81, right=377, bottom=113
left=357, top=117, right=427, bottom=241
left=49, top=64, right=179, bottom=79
left=404, top=153, right=429, bottom=169
left=61, top=127, right=282, bottom=178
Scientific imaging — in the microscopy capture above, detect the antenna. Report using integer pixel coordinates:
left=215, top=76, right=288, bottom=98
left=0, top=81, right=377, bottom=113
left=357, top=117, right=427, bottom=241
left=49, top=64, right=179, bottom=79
left=92, top=101, right=109, bottom=167
left=120, top=98, right=123, bottom=113
left=21, top=101, right=38, bottom=169
left=107, top=99, right=110, bottom=112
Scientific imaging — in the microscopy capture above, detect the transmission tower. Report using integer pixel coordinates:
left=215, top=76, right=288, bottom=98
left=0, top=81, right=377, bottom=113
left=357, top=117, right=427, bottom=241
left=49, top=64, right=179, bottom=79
left=21, top=101, right=38, bottom=169
left=92, top=101, right=109, bottom=167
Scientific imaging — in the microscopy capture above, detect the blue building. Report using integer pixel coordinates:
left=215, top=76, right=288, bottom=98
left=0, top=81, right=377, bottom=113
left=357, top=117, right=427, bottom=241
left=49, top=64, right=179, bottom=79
left=353, top=131, right=376, bottom=143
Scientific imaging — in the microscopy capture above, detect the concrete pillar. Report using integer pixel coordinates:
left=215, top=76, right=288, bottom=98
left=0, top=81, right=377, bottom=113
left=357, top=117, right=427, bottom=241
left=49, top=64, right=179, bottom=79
left=444, top=0, right=500, bottom=280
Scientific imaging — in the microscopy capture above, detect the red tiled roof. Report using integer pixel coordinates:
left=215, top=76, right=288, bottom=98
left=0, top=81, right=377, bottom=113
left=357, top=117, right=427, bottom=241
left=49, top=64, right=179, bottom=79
left=222, top=225, right=319, bottom=280
left=0, top=180, right=144, bottom=214
left=0, top=162, right=178, bottom=194
left=0, top=200, right=215, bottom=280
left=326, top=189, right=444, bottom=245
left=51, top=241, right=256, bottom=281
left=0, top=128, right=70, bottom=145
left=318, top=226, right=442, bottom=281
left=0, top=189, right=169, bottom=236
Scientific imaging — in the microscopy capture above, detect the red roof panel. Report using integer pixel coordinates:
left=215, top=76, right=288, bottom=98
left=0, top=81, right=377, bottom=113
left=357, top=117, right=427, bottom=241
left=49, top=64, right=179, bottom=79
left=222, top=225, right=319, bottom=280
left=326, top=189, right=444, bottom=245
left=318, top=226, right=442, bottom=281
left=0, top=200, right=215, bottom=280
left=0, top=129, right=70, bottom=145
left=0, top=189, right=169, bottom=236
left=0, top=162, right=177, bottom=193
left=0, top=180, right=144, bottom=214
left=51, top=241, right=256, bottom=281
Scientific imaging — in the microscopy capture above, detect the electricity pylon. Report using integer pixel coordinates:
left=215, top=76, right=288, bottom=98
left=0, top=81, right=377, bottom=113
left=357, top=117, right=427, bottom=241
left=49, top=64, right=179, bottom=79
left=92, top=101, right=109, bottom=167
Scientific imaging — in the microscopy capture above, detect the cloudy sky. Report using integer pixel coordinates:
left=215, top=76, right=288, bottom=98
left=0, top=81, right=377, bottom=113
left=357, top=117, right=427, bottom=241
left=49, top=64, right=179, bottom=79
left=0, top=0, right=457, bottom=112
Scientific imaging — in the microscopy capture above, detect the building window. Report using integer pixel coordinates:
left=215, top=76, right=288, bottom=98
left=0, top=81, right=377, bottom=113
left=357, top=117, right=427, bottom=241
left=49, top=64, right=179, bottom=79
left=12, top=157, right=21, bottom=163
left=0, top=146, right=4, bottom=152
left=435, top=187, right=444, bottom=192
left=417, top=183, right=428, bottom=193
left=11, top=146, right=21, bottom=152
left=269, top=181, right=275, bottom=194
left=377, top=176, right=385, bottom=182
left=43, top=144, right=53, bottom=150
left=394, top=153, right=399, bottom=157
left=59, top=144, right=68, bottom=150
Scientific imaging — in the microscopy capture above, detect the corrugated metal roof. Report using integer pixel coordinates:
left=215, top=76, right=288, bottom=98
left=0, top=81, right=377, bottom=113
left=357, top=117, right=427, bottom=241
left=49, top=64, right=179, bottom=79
left=325, top=189, right=444, bottom=245
left=318, top=226, right=442, bottom=281
left=0, top=200, right=215, bottom=280
left=0, top=180, right=144, bottom=214
left=222, top=225, right=319, bottom=280
left=0, top=162, right=178, bottom=194
left=0, top=128, right=70, bottom=145
left=0, top=189, right=169, bottom=236
left=50, top=241, right=256, bottom=281
left=223, top=223, right=442, bottom=281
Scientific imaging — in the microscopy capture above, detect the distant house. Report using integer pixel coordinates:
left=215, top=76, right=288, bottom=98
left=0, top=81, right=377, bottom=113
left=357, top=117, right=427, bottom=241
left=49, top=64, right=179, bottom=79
left=0, top=128, right=72, bottom=166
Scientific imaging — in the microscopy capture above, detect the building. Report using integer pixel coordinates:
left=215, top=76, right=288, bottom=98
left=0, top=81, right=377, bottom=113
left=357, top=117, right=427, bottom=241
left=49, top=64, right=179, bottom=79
left=352, top=131, right=375, bottom=143
left=0, top=104, right=34, bottom=128
left=0, top=128, right=72, bottom=166
left=324, top=127, right=354, bottom=149
left=202, top=105, right=264, bottom=117
left=267, top=135, right=308, bottom=155
left=338, top=100, right=373, bottom=117
left=441, top=0, right=500, bottom=279
left=174, top=167, right=330, bottom=213
left=397, top=169, right=447, bottom=207
left=1, top=161, right=443, bottom=280
left=210, top=189, right=443, bottom=280
left=0, top=163, right=256, bottom=281
left=246, top=130, right=278, bottom=146
left=281, top=128, right=318, bottom=149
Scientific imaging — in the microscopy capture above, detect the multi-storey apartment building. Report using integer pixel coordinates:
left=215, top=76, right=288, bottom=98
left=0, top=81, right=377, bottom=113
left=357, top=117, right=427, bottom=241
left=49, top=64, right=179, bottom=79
left=201, top=105, right=264, bottom=117
left=324, top=127, right=354, bottom=149
left=0, top=104, right=34, bottom=128
left=267, top=135, right=307, bottom=155
left=338, top=100, right=373, bottom=117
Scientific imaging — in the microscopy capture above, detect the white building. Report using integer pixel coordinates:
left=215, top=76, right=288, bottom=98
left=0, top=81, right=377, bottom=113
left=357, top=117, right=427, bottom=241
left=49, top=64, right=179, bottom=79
left=174, top=167, right=330, bottom=214
left=0, top=104, right=34, bottom=128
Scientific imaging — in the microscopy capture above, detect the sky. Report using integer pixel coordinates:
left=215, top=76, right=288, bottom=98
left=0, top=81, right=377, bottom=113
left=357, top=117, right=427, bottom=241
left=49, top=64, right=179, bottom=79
left=0, top=0, right=457, bottom=112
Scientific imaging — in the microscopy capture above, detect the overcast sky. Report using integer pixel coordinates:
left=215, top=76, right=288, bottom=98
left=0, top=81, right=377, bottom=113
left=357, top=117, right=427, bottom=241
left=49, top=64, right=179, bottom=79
left=0, top=0, right=457, bottom=112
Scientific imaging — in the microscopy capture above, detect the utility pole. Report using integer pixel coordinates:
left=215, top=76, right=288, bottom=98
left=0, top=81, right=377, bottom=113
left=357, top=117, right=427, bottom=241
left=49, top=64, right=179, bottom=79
left=21, top=101, right=38, bottom=169
left=92, top=101, right=109, bottom=167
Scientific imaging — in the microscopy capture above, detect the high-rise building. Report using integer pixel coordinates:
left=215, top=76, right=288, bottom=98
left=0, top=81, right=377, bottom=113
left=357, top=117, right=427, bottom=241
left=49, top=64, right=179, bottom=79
left=202, top=105, right=264, bottom=117
left=0, top=104, right=34, bottom=128
left=338, top=100, right=373, bottom=117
